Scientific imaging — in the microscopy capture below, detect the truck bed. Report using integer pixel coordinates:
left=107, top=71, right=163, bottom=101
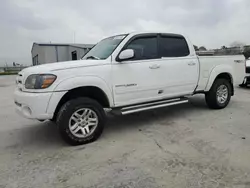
left=196, top=55, right=245, bottom=91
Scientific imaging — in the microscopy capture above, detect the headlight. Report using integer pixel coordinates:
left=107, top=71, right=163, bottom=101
left=25, top=74, right=57, bottom=89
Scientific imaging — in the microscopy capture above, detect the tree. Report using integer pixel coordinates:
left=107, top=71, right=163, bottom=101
left=243, top=46, right=250, bottom=59
left=199, top=46, right=207, bottom=51
left=193, top=45, right=199, bottom=51
left=230, top=41, right=245, bottom=48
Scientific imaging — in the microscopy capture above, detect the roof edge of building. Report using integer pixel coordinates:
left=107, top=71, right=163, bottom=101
left=31, top=43, right=94, bottom=52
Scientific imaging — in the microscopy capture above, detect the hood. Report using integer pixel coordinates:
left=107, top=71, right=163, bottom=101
left=21, top=59, right=107, bottom=75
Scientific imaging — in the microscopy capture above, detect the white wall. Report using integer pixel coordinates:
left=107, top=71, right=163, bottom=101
left=57, top=46, right=69, bottom=62
left=68, top=46, right=87, bottom=60
left=31, top=44, right=46, bottom=65
left=44, top=46, right=85, bottom=63
left=32, top=44, right=90, bottom=65
left=44, top=46, right=57, bottom=64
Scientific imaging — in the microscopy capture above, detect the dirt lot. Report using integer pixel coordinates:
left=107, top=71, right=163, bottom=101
left=0, top=75, right=250, bottom=188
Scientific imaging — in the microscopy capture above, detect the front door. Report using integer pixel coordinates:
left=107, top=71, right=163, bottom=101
left=112, top=34, right=162, bottom=107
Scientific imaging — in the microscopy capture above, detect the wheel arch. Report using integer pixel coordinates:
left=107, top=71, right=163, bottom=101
left=49, top=76, right=114, bottom=121
left=51, top=86, right=110, bottom=121
left=205, top=65, right=234, bottom=95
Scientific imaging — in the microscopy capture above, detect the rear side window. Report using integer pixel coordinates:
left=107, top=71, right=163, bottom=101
left=159, top=36, right=190, bottom=57
left=125, top=36, right=158, bottom=61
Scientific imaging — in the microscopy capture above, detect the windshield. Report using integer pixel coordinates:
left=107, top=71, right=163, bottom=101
left=82, top=34, right=127, bottom=60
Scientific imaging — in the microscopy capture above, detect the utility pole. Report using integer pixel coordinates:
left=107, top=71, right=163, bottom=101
left=73, top=31, right=76, bottom=43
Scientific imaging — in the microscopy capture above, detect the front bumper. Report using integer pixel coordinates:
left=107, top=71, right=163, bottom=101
left=14, top=88, right=53, bottom=120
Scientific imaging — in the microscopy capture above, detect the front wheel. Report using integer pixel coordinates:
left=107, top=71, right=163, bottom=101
left=56, top=97, right=106, bottom=145
left=205, top=78, right=232, bottom=109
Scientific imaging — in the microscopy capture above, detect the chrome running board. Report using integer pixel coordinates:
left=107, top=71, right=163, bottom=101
left=111, top=98, right=189, bottom=115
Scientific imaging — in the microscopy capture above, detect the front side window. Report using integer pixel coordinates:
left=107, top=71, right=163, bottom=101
left=72, top=51, right=77, bottom=60
left=82, top=35, right=127, bottom=60
left=124, top=36, right=158, bottom=61
left=159, top=36, right=190, bottom=57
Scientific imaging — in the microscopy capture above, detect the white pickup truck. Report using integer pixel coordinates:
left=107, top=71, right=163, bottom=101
left=241, top=59, right=250, bottom=86
left=14, top=31, right=245, bottom=145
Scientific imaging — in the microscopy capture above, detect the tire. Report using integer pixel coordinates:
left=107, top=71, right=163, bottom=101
left=56, top=97, right=106, bottom=145
left=239, top=77, right=247, bottom=87
left=205, top=78, right=232, bottom=109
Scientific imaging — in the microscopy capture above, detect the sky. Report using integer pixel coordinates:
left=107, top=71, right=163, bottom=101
left=0, top=0, right=249, bottom=66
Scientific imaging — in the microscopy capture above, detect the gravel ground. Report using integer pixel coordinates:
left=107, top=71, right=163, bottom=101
left=0, top=75, right=250, bottom=188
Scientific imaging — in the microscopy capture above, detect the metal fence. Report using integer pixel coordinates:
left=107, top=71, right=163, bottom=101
left=0, top=66, right=28, bottom=74
left=197, top=47, right=244, bottom=56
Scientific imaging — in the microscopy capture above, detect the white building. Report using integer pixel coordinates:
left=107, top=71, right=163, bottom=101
left=31, top=43, right=94, bottom=65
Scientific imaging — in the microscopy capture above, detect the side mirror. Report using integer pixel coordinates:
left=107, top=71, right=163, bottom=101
left=118, top=49, right=134, bottom=61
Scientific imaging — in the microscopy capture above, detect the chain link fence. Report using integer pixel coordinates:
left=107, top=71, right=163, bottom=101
left=0, top=66, right=29, bottom=75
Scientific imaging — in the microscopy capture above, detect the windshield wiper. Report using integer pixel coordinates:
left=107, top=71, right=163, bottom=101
left=86, top=56, right=100, bottom=60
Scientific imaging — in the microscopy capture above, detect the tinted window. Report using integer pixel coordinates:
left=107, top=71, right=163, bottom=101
left=71, top=51, right=77, bottom=60
left=160, top=36, right=190, bottom=57
left=125, top=37, right=158, bottom=61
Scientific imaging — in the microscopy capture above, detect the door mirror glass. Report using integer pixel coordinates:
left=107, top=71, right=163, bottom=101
left=118, top=49, right=134, bottom=61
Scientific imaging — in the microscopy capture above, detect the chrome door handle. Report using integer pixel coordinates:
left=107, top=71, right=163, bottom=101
left=188, top=62, right=196, bottom=66
left=149, top=64, right=160, bottom=69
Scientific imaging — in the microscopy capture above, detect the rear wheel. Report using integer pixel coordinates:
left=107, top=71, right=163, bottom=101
left=56, top=97, right=106, bottom=145
left=205, top=78, right=232, bottom=109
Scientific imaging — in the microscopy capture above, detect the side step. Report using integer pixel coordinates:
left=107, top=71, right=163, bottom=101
left=112, top=98, right=189, bottom=115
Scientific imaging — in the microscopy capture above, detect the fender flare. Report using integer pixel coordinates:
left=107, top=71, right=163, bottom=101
left=53, top=76, right=114, bottom=106
left=205, top=64, right=234, bottom=92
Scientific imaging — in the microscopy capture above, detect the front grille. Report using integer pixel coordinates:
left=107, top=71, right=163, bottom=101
left=246, top=67, right=250, bottom=74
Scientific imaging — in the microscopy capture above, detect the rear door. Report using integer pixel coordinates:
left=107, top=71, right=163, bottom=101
left=156, top=34, right=199, bottom=98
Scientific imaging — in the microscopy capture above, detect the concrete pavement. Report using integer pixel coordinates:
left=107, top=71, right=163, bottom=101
left=0, top=75, right=250, bottom=188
